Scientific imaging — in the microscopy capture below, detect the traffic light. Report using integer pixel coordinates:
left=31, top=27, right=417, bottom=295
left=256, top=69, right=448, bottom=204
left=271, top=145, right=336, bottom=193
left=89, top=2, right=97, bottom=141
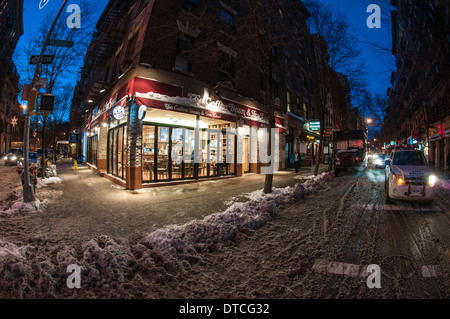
left=27, top=88, right=39, bottom=114
left=438, top=123, right=445, bottom=138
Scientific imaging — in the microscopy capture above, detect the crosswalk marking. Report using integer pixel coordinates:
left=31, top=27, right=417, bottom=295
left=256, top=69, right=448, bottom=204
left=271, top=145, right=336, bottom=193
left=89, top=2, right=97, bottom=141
left=350, top=204, right=442, bottom=212
left=312, top=259, right=443, bottom=278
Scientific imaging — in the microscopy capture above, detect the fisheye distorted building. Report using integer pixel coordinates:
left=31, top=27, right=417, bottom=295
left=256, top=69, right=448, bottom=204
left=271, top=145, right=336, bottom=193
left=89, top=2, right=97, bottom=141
left=70, top=0, right=353, bottom=189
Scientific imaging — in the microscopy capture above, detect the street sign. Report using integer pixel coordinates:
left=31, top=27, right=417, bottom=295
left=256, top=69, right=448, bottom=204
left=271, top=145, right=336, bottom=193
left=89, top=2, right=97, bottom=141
left=48, top=39, right=74, bottom=48
left=36, top=77, right=47, bottom=89
left=29, top=55, right=55, bottom=65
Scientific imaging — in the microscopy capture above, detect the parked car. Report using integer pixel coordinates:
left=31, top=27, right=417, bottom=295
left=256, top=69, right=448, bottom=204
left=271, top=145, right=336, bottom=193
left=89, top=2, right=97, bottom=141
left=3, top=148, right=23, bottom=166
left=17, top=152, right=40, bottom=173
left=385, top=148, right=436, bottom=205
left=37, top=149, right=53, bottom=159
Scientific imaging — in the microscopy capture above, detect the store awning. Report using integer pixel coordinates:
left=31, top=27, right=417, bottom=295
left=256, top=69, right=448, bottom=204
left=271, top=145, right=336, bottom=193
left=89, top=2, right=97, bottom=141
left=286, top=112, right=307, bottom=128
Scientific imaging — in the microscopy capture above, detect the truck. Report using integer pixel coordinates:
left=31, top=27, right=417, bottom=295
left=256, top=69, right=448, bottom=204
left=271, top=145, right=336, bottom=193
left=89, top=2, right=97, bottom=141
left=332, top=129, right=368, bottom=176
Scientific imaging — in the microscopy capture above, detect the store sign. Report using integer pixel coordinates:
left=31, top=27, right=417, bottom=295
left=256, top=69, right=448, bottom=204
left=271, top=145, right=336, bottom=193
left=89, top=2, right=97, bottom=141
left=113, top=106, right=126, bottom=120
left=69, top=134, right=79, bottom=143
left=138, top=105, right=146, bottom=120
left=136, top=91, right=270, bottom=125
left=308, top=121, right=321, bottom=132
left=411, top=130, right=420, bottom=140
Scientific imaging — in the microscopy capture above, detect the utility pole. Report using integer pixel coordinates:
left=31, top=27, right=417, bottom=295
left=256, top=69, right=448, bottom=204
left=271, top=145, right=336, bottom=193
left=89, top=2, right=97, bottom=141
left=22, top=0, right=68, bottom=203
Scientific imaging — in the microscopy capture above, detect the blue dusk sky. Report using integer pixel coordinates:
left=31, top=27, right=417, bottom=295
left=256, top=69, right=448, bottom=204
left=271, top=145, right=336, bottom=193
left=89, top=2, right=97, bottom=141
left=318, top=0, right=395, bottom=96
left=18, top=0, right=394, bottom=101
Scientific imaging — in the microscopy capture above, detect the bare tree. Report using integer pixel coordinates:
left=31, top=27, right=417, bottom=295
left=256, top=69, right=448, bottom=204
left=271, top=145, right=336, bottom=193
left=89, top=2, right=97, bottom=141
left=14, top=0, right=99, bottom=93
left=14, top=1, right=99, bottom=173
left=151, top=0, right=310, bottom=193
left=303, top=0, right=365, bottom=175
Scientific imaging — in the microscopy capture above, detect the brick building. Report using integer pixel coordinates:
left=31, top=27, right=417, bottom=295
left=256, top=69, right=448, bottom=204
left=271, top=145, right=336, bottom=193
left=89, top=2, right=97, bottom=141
left=71, top=0, right=350, bottom=189
left=386, top=0, right=450, bottom=171
left=0, top=0, right=23, bottom=154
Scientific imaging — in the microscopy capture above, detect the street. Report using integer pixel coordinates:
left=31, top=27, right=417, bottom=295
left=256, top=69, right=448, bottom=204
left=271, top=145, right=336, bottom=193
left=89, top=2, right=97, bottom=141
left=156, top=167, right=450, bottom=299
left=0, top=160, right=448, bottom=298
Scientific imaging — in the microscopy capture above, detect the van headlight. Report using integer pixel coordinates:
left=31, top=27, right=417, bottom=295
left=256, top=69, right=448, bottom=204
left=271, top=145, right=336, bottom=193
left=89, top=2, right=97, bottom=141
left=11, top=156, right=17, bottom=161
left=428, top=175, right=437, bottom=187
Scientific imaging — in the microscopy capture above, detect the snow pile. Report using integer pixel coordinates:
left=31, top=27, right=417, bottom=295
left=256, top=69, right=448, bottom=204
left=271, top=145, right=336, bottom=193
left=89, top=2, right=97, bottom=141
left=0, top=172, right=334, bottom=298
left=2, top=200, right=42, bottom=215
left=36, top=177, right=62, bottom=189
left=1, top=189, right=63, bottom=217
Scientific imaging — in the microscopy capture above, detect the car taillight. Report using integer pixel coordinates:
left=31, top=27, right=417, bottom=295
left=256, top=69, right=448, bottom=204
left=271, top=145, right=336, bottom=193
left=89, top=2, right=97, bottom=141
left=354, top=156, right=362, bottom=162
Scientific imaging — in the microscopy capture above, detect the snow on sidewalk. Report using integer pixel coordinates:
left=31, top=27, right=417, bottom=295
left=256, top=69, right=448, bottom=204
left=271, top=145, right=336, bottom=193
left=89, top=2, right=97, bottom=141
left=1, top=177, right=63, bottom=216
left=0, top=172, right=334, bottom=298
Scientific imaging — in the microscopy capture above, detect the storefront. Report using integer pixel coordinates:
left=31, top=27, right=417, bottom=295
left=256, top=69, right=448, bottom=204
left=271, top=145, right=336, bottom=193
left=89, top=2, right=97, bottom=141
left=284, top=112, right=307, bottom=169
left=83, top=74, right=285, bottom=189
left=139, top=110, right=237, bottom=183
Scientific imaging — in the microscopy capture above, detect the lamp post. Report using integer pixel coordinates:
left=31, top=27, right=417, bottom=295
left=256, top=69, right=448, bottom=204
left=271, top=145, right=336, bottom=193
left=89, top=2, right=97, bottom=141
left=22, top=0, right=68, bottom=203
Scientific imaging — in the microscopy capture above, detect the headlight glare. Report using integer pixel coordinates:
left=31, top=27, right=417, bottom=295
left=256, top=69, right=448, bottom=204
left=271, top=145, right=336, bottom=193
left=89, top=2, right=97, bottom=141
left=428, top=175, right=436, bottom=187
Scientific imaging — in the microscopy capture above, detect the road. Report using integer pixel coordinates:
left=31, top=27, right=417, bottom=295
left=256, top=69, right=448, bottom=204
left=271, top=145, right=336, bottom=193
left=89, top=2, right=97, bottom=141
left=165, top=167, right=450, bottom=299
left=0, top=160, right=448, bottom=299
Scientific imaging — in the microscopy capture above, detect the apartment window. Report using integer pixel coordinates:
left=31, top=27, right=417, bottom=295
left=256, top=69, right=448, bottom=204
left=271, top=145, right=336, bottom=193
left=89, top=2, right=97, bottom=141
left=272, top=81, right=280, bottom=99
left=303, top=103, right=307, bottom=119
left=175, top=36, right=194, bottom=72
left=220, top=9, right=235, bottom=34
left=125, top=33, right=138, bottom=62
left=218, top=52, right=235, bottom=83
left=271, top=47, right=278, bottom=65
left=183, top=0, right=198, bottom=14
left=286, top=91, right=291, bottom=113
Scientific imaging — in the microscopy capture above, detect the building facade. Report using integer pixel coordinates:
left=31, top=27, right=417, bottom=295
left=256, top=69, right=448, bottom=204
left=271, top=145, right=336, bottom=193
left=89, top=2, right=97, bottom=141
left=386, top=0, right=450, bottom=171
left=0, top=0, right=23, bottom=154
left=71, top=0, right=351, bottom=189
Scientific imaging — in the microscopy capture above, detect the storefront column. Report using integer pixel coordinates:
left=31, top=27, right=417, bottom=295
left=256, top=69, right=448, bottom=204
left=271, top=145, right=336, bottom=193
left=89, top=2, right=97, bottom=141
left=126, top=100, right=142, bottom=190
left=97, top=125, right=108, bottom=172
left=250, top=127, right=258, bottom=174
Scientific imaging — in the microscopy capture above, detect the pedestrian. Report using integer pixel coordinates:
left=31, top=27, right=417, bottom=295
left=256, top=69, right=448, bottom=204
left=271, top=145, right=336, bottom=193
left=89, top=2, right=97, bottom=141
left=290, top=150, right=302, bottom=173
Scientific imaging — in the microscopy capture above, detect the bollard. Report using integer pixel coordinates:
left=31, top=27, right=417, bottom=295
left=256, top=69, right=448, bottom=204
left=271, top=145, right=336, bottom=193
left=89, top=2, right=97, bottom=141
left=74, top=160, right=78, bottom=170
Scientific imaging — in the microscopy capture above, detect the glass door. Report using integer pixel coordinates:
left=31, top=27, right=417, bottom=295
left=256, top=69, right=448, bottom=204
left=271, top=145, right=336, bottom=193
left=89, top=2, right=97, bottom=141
left=157, top=126, right=170, bottom=181
left=171, top=128, right=184, bottom=180
left=142, top=125, right=155, bottom=182
left=184, top=129, right=196, bottom=179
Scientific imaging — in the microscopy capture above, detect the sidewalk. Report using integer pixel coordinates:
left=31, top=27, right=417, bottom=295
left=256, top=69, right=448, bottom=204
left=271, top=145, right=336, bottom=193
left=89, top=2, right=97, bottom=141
left=23, top=162, right=330, bottom=246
